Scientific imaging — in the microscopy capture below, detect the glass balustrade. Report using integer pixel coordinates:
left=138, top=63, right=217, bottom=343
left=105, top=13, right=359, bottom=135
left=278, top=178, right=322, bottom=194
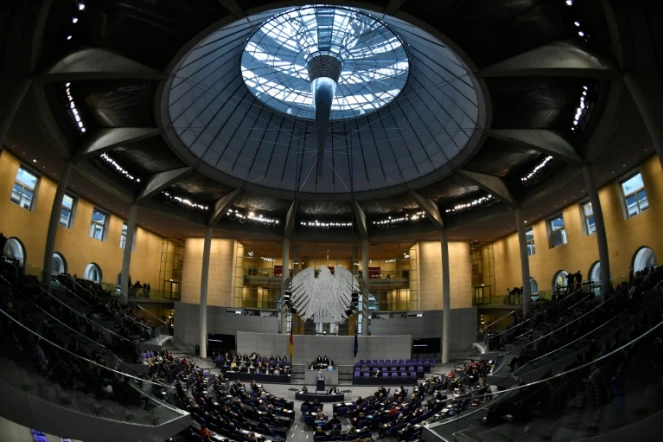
left=424, top=313, right=663, bottom=441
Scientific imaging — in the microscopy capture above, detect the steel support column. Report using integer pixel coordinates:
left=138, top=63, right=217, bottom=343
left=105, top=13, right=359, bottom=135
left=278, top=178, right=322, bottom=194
left=281, top=237, right=290, bottom=334
left=42, top=160, right=73, bottom=288
left=582, top=164, right=611, bottom=295
left=624, top=72, right=663, bottom=171
left=515, top=209, right=532, bottom=317
left=120, top=204, right=138, bottom=303
left=440, top=229, right=451, bottom=364
left=199, top=227, right=213, bottom=359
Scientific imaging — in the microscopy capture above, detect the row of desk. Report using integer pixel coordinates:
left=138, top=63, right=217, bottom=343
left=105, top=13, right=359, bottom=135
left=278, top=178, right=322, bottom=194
left=224, top=372, right=291, bottom=383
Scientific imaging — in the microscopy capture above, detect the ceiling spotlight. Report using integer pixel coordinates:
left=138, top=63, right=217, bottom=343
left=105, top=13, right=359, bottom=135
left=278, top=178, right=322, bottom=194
left=72, top=17, right=79, bottom=23
left=574, top=21, right=580, bottom=26
left=78, top=3, right=86, bottom=11
left=66, top=35, right=72, bottom=40
left=578, top=31, right=584, bottom=37
left=32, top=159, right=37, bottom=163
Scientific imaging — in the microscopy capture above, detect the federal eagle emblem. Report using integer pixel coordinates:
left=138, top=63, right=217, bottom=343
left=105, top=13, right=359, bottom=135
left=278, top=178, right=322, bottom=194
left=290, top=265, right=359, bottom=324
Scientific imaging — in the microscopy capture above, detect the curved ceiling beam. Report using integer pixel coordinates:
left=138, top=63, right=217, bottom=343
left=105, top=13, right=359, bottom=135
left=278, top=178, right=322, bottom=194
left=408, top=191, right=444, bottom=230
left=136, top=167, right=191, bottom=202
left=477, top=41, right=620, bottom=79
left=208, top=188, right=242, bottom=227
left=284, top=200, right=300, bottom=239
left=384, top=0, right=408, bottom=15
left=216, top=0, right=246, bottom=19
left=458, top=170, right=516, bottom=208
left=351, top=201, right=368, bottom=240
left=74, top=127, right=162, bottom=163
left=36, top=48, right=167, bottom=83
left=486, top=129, right=583, bottom=164
left=74, top=161, right=136, bottom=203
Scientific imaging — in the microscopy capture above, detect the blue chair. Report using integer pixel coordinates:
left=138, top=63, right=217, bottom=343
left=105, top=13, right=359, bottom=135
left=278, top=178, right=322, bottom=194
left=359, top=359, right=365, bottom=365
left=363, top=373, right=370, bottom=378
left=301, top=405, right=309, bottom=413
left=391, top=373, right=398, bottom=377
left=304, top=414, right=316, bottom=426
left=401, top=372, right=408, bottom=378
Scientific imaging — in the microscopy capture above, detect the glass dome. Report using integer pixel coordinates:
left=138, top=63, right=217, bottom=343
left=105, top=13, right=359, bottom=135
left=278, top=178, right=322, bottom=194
left=240, top=5, right=409, bottom=120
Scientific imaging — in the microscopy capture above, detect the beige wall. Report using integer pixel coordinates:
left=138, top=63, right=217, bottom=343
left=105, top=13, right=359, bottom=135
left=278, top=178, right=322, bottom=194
left=490, top=154, right=663, bottom=296
left=0, top=149, right=167, bottom=286
left=418, top=240, right=472, bottom=310
left=180, top=237, right=236, bottom=306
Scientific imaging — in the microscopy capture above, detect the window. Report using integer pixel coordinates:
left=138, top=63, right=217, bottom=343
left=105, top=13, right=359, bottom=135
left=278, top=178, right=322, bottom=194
left=530, top=277, right=539, bottom=295
left=553, top=270, right=569, bottom=289
left=120, top=223, right=128, bottom=249
left=10, top=167, right=38, bottom=210
left=60, top=194, right=75, bottom=228
left=89, top=208, right=107, bottom=240
left=286, top=313, right=292, bottom=334
left=581, top=202, right=596, bottom=235
left=589, top=261, right=601, bottom=295
left=526, top=228, right=535, bottom=255
left=621, top=173, right=649, bottom=218
left=84, top=263, right=102, bottom=283
left=3, top=237, right=26, bottom=267
left=549, top=215, right=568, bottom=248
left=633, top=247, right=657, bottom=273
left=52, top=253, right=67, bottom=275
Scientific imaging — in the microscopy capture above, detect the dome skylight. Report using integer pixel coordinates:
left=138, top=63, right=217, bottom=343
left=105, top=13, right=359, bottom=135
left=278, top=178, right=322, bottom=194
left=240, top=5, right=409, bottom=121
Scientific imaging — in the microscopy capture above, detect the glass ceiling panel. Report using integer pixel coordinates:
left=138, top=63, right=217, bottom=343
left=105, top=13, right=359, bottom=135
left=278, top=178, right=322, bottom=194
left=240, top=5, right=409, bottom=120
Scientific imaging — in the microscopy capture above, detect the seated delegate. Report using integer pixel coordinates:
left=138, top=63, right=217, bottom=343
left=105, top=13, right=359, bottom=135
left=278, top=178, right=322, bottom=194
left=310, top=355, right=335, bottom=370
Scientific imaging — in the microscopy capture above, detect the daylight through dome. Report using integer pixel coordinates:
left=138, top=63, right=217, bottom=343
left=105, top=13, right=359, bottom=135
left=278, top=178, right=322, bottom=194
left=240, top=5, right=410, bottom=121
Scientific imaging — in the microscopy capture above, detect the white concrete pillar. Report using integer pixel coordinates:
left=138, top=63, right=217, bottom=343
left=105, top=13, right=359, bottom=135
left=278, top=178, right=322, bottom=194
left=440, top=229, right=451, bottom=364
left=120, top=204, right=139, bottom=303
left=582, top=164, right=611, bottom=295
left=42, top=160, right=73, bottom=287
left=199, top=227, right=213, bottom=359
left=515, top=208, right=531, bottom=317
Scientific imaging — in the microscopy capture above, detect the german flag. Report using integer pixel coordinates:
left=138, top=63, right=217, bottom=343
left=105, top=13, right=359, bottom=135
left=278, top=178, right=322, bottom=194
left=289, top=330, right=294, bottom=361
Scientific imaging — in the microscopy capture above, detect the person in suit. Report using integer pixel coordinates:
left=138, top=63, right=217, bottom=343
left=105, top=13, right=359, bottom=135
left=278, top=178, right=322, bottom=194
left=317, top=355, right=323, bottom=363
left=323, top=355, right=329, bottom=364
left=374, top=369, right=382, bottom=377
left=329, top=386, right=340, bottom=394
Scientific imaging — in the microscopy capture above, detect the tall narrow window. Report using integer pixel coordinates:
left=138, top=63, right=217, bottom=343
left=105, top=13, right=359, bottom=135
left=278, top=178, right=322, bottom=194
left=60, top=194, right=75, bottom=228
left=581, top=202, right=596, bottom=235
left=11, top=167, right=38, bottom=210
left=549, top=215, right=567, bottom=248
left=526, top=228, right=535, bottom=255
left=89, top=208, right=107, bottom=240
left=120, top=223, right=127, bottom=249
left=621, top=173, right=648, bottom=218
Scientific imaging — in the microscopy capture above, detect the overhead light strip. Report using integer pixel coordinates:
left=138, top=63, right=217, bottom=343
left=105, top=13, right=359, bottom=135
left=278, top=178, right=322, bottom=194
left=162, top=190, right=209, bottom=212
left=99, top=153, right=140, bottom=183
left=521, top=156, right=553, bottom=182
left=446, top=195, right=494, bottom=213
left=373, top=211, right=425, bottom=226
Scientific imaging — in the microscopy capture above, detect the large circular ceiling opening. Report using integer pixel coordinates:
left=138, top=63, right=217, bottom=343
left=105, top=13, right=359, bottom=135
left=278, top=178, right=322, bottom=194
left=240, top=5, right=409, bottom=121
left=164, top=4, right=485, bottom=196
